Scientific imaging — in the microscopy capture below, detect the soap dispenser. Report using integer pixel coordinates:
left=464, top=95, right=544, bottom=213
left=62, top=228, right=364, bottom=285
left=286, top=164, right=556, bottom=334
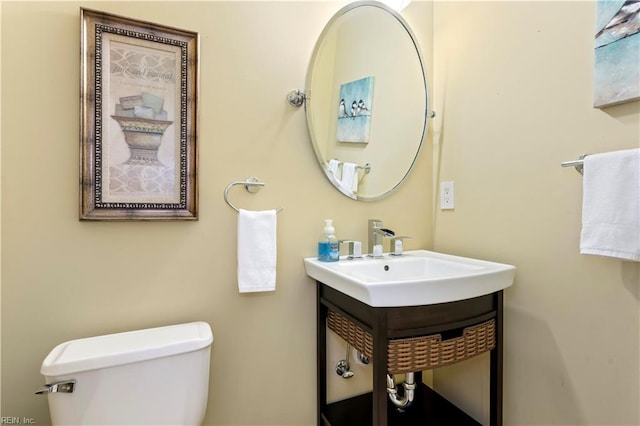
left=318, top=219, right=339, bottom=262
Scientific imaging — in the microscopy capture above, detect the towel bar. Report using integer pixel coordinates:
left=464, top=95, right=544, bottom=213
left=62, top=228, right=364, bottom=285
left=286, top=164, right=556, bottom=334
left=358, top=163, right=372, bottom=174
left=331, top=159, right=372, bottom=174
left=561, top=154, right=589, bottom=175
left=224, top=177, right=283, bottom=213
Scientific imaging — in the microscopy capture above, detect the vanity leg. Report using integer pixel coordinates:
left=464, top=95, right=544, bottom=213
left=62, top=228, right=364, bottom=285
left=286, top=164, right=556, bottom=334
left=317, top=286, right=328, bottom=426
left=372, top=310, right=388, bottom=426
left=490, top=290, right=504, bottom=426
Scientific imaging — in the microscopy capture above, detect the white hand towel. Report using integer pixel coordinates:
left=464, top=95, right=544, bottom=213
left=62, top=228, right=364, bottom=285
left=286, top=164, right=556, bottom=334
left=580, top=148, right=640, bottom=262
left=328, top=159, right=342, bottom=180
left=237, top=209, right=277, bottom=292
left=341, top=162, right=359, bottom=193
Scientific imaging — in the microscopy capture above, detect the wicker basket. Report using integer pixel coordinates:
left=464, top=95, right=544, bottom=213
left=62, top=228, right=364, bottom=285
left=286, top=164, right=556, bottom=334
left=327, top=310, right=496, bottom=374
left=326, top=309, right=374, bottom=358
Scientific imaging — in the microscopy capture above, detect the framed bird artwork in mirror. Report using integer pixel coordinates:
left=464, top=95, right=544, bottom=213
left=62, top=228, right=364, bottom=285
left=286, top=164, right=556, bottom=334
left=80, top=9, right=199, bottom=220
left=336, top=76, right=375, bottom=143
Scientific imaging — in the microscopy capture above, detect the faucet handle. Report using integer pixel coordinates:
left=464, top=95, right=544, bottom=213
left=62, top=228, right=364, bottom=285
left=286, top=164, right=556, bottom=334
left=339, top=240, right=363, bottom=259
left=390, top=236, right=411, bottom=256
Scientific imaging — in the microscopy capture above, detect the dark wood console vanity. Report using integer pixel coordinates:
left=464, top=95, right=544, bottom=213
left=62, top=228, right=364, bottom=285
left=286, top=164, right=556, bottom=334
left=316, top=283, right=504, bottom=426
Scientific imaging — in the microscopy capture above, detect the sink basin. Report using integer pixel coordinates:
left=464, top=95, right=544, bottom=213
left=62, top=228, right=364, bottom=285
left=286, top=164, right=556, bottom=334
left=304, top=249, right=515, bottom=307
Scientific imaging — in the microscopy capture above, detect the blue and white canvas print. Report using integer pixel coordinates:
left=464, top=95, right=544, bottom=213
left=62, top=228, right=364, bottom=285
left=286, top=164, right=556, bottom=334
left=337, top=76, right=375, bottom=143
left=593, top=0, right=640, bottom=107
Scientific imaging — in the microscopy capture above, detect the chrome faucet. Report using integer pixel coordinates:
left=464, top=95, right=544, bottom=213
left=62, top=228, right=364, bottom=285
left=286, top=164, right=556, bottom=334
left=368, top=219, right=395, bottom=256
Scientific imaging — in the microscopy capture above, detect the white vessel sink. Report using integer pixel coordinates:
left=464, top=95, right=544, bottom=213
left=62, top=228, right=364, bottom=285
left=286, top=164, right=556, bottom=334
left=304, top=250, right=515, bottom=307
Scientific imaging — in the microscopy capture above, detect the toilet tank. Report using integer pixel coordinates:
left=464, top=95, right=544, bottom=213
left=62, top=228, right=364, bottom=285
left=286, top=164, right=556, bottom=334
left=39, top=322, right=213, bottom=426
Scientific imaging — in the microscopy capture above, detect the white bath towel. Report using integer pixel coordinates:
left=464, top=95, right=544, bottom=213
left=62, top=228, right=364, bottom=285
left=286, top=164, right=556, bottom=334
left=237, top=209, right=277, bottom=292
left=341, top=162, right=359, bottom=193
left=328, top=159, right=342, bottom=180
left=580, top=148, right=640, bottom=262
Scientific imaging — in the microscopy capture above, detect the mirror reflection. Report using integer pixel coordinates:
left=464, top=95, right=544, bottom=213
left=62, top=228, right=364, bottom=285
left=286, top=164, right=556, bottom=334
left=305, top=1, right=429, bottom=201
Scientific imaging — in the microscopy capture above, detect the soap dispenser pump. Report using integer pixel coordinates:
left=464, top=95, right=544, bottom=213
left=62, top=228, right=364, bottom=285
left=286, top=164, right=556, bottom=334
left=318, top=219, right=339, bottom=262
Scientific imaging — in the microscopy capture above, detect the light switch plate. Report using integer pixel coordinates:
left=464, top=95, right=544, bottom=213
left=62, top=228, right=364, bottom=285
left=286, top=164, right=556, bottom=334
left=440, top=181, right=455, bottom=210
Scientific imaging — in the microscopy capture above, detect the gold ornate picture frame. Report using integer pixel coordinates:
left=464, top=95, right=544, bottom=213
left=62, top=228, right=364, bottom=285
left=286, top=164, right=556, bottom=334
left=80, top=9, right=198, bottom=220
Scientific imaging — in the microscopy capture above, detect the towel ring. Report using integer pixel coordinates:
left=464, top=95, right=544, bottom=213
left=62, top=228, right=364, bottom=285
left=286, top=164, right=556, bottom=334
left=224, top=177, right=283, bottom=213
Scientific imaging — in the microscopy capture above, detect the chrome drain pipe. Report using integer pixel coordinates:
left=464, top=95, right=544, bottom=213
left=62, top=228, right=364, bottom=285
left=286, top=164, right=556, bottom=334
left=386, top=372, right=416, bottom=410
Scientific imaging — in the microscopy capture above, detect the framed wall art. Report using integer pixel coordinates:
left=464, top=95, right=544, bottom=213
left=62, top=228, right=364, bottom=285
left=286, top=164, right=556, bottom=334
left=593, top=0, right=640, bottom=108
left=80, top=9, right=199, bottom=220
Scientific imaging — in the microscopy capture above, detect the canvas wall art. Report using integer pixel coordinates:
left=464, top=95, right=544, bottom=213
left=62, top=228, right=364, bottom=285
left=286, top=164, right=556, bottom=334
left=336, top=76, right=375, bottom=143
left=593, top=0, right=640, bottom=108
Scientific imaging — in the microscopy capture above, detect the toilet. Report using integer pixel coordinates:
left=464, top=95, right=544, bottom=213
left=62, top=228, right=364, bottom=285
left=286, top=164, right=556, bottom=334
left=37, top=321, right=213, bottom=425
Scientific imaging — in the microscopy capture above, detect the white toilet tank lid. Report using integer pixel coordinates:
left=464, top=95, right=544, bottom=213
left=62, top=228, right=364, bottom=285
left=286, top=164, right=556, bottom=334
left=41, top=321, right=213, bottom=376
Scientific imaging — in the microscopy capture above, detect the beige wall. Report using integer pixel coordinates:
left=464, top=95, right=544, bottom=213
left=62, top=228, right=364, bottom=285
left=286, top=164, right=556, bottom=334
left=3, top=1, right=639, bottom=426
left=433, top=1, right=639, bottom=425
left=1, top=1, right=433, bottom=425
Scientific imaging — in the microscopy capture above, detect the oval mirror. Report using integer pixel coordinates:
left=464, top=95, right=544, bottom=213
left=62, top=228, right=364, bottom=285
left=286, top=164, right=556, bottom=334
left=304, top=1, right=430, bottom=201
